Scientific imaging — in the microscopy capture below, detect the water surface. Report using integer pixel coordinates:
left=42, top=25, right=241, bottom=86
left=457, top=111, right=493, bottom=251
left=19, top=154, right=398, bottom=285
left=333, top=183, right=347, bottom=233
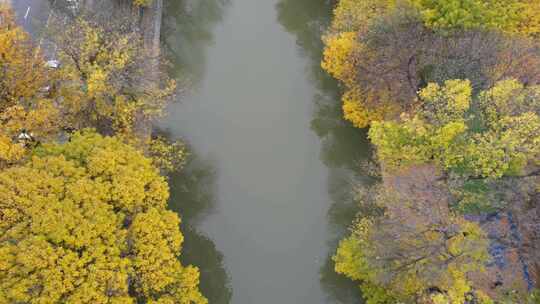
left=161, top=0, right=370, bottom=302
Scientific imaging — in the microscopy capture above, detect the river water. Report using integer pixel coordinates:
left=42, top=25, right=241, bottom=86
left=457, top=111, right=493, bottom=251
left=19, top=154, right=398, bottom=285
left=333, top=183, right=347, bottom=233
left=160, top=0, right=370, bottom=303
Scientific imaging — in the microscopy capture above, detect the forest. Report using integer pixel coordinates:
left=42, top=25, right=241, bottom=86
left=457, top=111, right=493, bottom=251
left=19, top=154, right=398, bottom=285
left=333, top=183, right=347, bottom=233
left=1, top=0, right=539, bottom=303
left=323, top=0, right=540, bottom=303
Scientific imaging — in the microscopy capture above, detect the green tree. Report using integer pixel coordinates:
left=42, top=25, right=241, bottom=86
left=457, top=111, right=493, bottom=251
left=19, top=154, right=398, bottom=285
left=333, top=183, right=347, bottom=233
left=329, top=0, right=540, bottom=34
left=369, top=79, right=540, bottom=179
left=411, top=0, right=540, bottom=34
left=0, top=131, right=207, bottom=304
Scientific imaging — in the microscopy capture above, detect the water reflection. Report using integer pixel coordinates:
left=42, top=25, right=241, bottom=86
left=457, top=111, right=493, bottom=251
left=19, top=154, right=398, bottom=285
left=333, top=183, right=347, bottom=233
left=161, top=0, right=231, bottom=82
left=162, top=0, right=370, bottom=301
left=276, top=0, right=370, bottom=302
left=160, top=1, right=233, bottom=302
left=168, top=152, right=233, bottom=304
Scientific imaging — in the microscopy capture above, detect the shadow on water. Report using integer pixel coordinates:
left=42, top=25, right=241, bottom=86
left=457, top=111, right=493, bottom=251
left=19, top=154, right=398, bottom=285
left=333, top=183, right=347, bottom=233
left=161, top=0, right=231, bottom=82
left=162, top=0, right=369, bottom=301
left=168, top=150, right=233, bottom=304
left=276, top=0, right=370, bottom=302
left=160, top=1, right=233, bottom=302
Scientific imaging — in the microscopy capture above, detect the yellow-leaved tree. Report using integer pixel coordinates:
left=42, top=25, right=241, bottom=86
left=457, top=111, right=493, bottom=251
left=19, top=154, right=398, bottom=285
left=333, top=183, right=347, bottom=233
left=0, top=131, right=207, bottom=304
left=133, top=0, right=153, bottom=7
left=51, top=15, right=175, bottom=139
left=0, top=6, right=60, bottom=167
left=369, top=79, right=540, bottom=179
left=322, top=0, right=540, bottom=128
left=0, top=5, right=48, bottom=107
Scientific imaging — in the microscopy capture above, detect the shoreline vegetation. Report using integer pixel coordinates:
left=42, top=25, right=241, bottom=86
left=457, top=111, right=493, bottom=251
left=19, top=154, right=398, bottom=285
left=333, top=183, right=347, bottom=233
left=0, top=1, right=207, bottom=302
left=322, top=1, right=540, bottom=303
left=2, top=0, right=540, bottom=303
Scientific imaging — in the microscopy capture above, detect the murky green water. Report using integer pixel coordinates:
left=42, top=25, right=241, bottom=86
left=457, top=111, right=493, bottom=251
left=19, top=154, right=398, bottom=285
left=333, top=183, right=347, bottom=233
left=161, top=0, right=370, bottom=302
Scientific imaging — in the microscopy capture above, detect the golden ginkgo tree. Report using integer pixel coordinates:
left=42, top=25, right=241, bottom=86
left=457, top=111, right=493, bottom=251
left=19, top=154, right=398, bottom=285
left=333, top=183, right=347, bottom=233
left=0, top=5, right=60, bottom=166
left=0, top=131, right=207, bottom=304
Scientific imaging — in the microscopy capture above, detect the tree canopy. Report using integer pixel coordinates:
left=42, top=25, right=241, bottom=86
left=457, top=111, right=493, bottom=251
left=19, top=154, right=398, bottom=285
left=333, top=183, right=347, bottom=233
left=326, top=1, right=540, bottom=302
left=330, top=0, right=540, bottom=34
left=369, top=79, right=540, bottom=179
left=322, top=0, right=540, bottom=128
left=411, top=0, right=540, bottom=35
left=0, top=6, right=60, bottom=166
left=334, top=168, right=491, bottom=304
left=0, top=131, right=207, bottom=304
left=51, top=15, right=175, bottom=138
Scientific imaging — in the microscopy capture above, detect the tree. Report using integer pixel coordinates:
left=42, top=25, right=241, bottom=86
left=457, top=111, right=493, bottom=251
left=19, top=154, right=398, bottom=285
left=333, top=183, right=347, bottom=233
left=411, top=0, right=540, bottom=35
left=322, top=0, right=540, bottom=128
left=329, top=0, right=394, bottom=33
left=0, top=104, right=60, bottom=166
left=0, top=6, right=48, bottom=108
left=334, top=167, right=491, bottom=304
left=517, top=0, right=540, bottom=37
left=0, top=6, right=60, bottom=166
left=369, top=79, right=540, bottom=179
left=328, top=0, right=540, bottom=34
left=51, top=14, right=175, bottom=138
left=411, top=0, right=520, bottom=32
left=147, top=135, right=188, bottom=174
left=0, top=131, right=207, bottom=304
left=133, top=0, right=154, bottom=7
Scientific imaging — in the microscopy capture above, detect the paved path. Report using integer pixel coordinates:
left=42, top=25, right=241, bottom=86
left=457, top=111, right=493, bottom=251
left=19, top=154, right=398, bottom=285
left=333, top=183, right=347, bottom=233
left=10, top=0, right=59, bottom=62
left=11, top=0, right=51, bottom=38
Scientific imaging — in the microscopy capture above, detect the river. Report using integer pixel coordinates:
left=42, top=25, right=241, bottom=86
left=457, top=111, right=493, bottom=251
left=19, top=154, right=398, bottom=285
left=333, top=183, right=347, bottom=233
left=160, top=0, right=371, bottom=303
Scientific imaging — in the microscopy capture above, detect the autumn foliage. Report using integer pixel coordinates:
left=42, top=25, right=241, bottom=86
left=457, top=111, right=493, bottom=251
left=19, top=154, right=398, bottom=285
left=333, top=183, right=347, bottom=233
left=322, top=0, right=540, bottom=128
left=0, top=5, right=205, bottom=303
left=325, top=1, right=540, bottom=303
left=51, top=15, right=175, bottom=138
left=0, top=6, right=59, bottom=166
left=0, top=131, right=207, bottom=303
left=370, top=79, right=540, bottom=178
